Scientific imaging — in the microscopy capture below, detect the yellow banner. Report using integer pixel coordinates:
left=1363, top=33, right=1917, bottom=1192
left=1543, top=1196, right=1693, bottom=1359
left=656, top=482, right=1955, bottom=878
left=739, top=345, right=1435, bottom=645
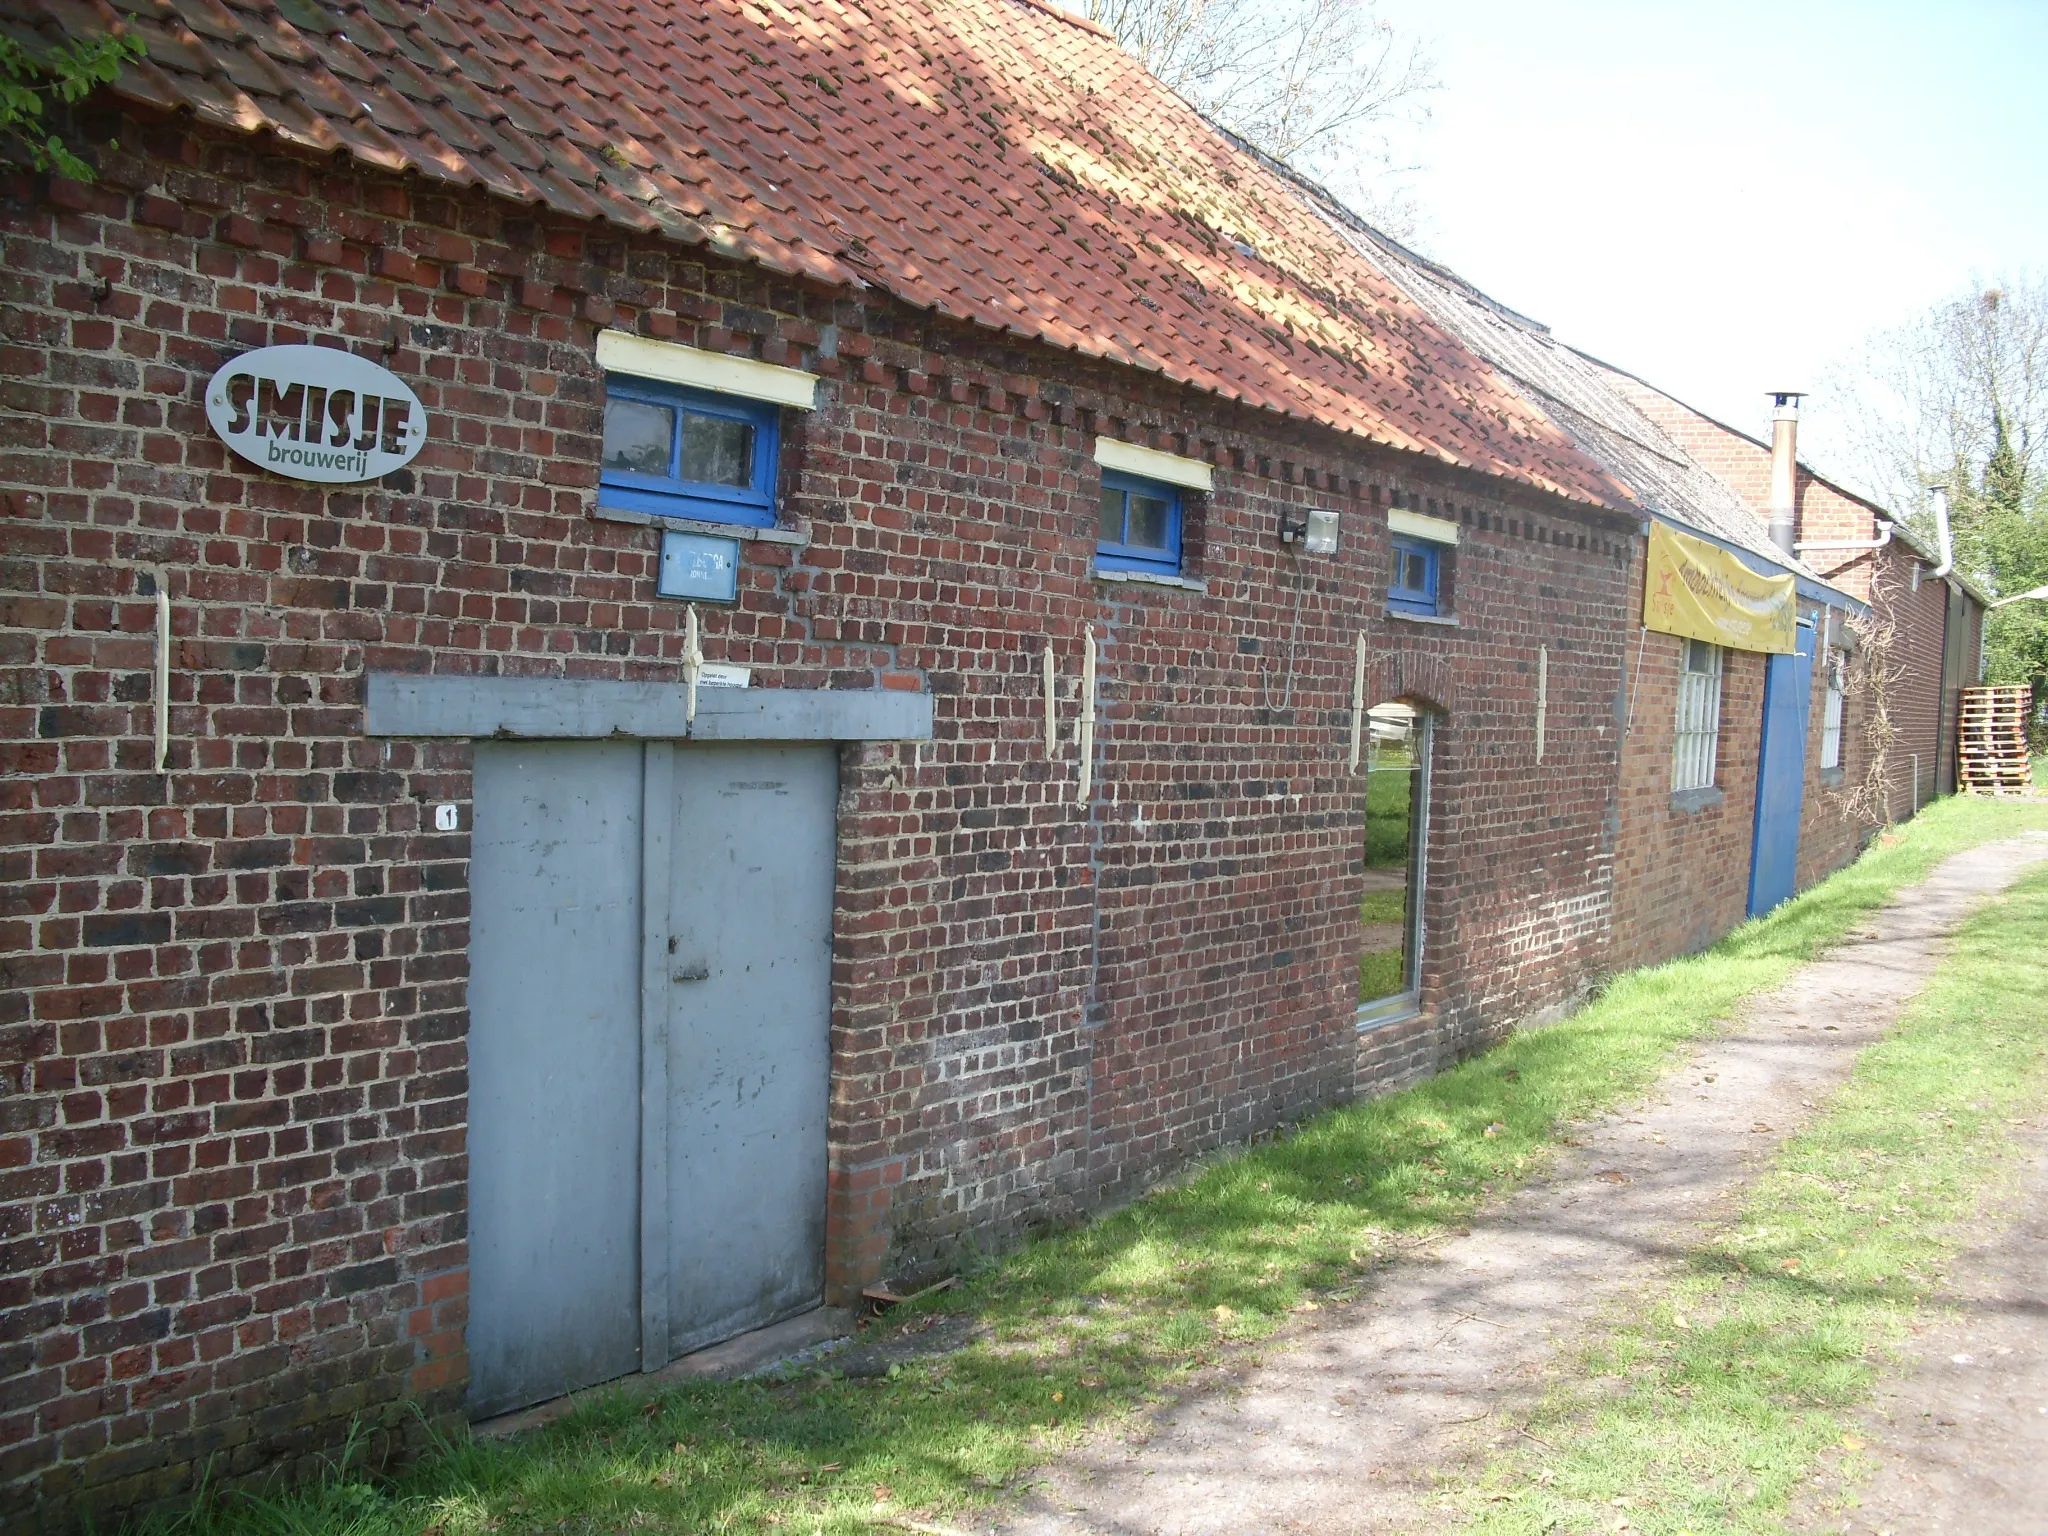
left=1642, top=520, right=1796, bottom=654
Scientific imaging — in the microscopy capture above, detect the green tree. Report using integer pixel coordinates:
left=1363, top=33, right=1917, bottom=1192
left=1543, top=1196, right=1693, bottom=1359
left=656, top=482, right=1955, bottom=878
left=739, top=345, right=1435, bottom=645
left=1985, top=410, right=2028, bottom=515
left=1818, top=278, right=2048, bottom=719
left=1965, top=415, right=2048, bottom=699
left=1980, top=497, right=2048, bottom=709
left=0, top=29, right=143, bottom=182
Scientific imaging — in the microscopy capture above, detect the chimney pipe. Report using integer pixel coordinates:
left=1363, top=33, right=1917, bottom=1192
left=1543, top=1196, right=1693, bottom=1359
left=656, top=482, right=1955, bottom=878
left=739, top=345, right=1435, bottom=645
left=1767, top=391, right=1804, bottom=556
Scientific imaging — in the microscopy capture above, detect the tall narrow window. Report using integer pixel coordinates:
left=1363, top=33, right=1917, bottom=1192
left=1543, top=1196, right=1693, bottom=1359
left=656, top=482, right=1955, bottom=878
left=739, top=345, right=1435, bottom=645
left=1820, top=649, right=1846, bottom=769
left=1096, top=469, right=1182, bottom=574
left=1359, top=701, right=1429, bottom=1025
left=1672, top=639, right=1723, bottom=792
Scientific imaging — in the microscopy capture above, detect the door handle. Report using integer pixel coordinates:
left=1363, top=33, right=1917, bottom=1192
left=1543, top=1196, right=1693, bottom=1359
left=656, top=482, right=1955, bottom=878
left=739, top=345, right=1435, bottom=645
left=670, top=962, right=710, bottom=983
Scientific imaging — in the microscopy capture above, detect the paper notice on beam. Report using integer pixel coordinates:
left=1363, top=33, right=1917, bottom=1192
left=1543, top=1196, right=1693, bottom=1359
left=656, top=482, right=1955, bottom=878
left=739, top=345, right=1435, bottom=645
left=1643, top=521, right=1796, bottom=654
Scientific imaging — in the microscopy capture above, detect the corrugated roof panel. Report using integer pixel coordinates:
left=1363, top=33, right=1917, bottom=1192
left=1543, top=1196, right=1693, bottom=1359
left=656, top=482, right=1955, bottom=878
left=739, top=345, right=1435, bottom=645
left=1324, top=209, right=1826, bottom=580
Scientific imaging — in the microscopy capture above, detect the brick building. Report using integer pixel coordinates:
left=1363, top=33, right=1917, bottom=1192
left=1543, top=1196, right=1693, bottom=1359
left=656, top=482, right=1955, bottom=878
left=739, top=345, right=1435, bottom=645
left=0, top=0, right=1970, bottom=1525
left=1609, top=372, right=1986, bottom=815
left=1322, top=223, right=1872, bottom=968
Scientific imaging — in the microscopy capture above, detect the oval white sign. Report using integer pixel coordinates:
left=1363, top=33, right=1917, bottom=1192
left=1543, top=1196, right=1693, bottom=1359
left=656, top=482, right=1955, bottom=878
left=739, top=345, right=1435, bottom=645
left=204, top=344, right=427, bottom=483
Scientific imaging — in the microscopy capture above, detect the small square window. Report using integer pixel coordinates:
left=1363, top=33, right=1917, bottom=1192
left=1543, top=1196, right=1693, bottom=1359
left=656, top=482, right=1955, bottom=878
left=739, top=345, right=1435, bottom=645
left=597, top=377, right=779, bottom=527
left=1097, top=469, right=1182, bottom=574
left=1388, top=534, right=1440, bottom=615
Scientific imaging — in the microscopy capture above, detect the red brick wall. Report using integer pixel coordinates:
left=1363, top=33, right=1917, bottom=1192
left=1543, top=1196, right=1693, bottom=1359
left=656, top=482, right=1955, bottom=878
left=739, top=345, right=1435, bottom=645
left=1776, top=546, right=1953, bottom=830
left=1604, top=372, right=1884, bottom=592
left=1767, top=538, right=1957, bottom=821
left=1611, top=587, right=1874, bottom=957
left=1606, top=375, right=1982, bottom=826
left=1, top=123, right=1642, bottom=1521
left=1618, top=387, right=1775, bottom=514
left=1788, top=477, right=1881, bottom=604
left=1608, top=547, right=1768, bottom=971
left=1873, top=548, right=1953, bottom=818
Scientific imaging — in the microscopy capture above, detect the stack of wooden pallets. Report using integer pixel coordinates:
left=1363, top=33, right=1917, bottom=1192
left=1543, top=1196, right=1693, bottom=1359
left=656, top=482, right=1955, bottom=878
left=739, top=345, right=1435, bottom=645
left=1957, top=685, right=2034, bottom=795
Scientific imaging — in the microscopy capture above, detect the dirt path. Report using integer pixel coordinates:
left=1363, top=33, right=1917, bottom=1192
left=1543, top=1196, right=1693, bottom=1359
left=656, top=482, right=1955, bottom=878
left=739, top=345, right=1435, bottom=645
left=992, top=836, right=2048, bottom=1536
left=1788, top=1119, right=2048, bottom=1535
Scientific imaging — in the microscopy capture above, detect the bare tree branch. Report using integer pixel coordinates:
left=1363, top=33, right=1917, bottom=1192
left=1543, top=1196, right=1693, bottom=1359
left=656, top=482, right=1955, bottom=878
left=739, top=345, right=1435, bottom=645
left=1813, top=272, right=2048, bottom=527
left=1833, top=560, right=1909, bottom=829
left=1814, top=272, right=2048, bottom=704
left=1085, top=0, right=1436, bottom=229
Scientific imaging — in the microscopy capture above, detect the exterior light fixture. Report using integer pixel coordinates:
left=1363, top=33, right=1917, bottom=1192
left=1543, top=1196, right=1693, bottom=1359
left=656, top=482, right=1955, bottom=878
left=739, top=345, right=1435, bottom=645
left=1280, top=507, right=1339, bottom=553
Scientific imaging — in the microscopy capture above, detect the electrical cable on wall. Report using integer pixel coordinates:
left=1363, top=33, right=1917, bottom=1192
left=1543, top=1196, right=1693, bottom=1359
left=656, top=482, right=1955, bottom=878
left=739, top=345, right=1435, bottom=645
left=1536, top=644, right=1549, bottom=763
left=1260, top=550, right=1307, bottom=713
left=1623, top=623, right=1650, bottom=737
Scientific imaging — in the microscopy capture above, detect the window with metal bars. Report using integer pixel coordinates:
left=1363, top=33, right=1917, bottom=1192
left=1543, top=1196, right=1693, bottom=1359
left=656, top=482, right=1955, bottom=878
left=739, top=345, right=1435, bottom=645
left=1672, top=638, right=1723, bottom=792
left=1820, top=649, right=1846, bottom=770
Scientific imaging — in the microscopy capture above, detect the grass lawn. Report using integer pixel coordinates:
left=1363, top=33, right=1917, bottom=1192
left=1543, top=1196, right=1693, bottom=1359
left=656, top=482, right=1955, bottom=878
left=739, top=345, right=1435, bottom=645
left=1364, top=765, right=1413, bottom=867
left=1357, top=945, right=1405, bottom=1000
left=1358, top=889, right=1406, bottom=925
left=1357, top=887, right=1408, bottom=1000
left=146, top=796, right=2048, bottom=1536
left=1453, top=858, right=2048, bottom=1535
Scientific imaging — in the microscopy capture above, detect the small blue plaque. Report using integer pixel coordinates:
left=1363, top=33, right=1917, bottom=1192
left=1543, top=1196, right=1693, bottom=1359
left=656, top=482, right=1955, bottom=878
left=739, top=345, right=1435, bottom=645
left=656, top=529, right=740, bottom=602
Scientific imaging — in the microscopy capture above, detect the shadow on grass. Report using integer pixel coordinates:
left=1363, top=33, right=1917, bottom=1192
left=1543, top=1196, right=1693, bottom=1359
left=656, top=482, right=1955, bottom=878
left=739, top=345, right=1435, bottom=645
left=143, top=798, right=2048, bottom=1536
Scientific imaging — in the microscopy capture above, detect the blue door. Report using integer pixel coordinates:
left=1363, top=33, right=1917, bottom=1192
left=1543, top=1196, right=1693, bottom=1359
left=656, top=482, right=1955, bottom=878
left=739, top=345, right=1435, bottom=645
left=1747, top=619, right=1816, bottom=917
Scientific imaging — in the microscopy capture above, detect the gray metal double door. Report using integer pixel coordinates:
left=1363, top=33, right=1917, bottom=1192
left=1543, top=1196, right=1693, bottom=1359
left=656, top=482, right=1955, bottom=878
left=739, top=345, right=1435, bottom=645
left=465, top=739, right=836, bottom=1419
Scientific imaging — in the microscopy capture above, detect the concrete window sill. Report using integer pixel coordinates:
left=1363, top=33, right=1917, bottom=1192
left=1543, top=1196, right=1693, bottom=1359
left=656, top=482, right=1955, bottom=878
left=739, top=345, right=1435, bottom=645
left=1094, top=568, right=1208, bottom=594
left=1819, top=766, right=1846, bottom=787
left=1670, top=786, right=1725, bottom=814
left=1384, top=608, right=1459, bottom=627
left=594, top=503, right=810, bottom=547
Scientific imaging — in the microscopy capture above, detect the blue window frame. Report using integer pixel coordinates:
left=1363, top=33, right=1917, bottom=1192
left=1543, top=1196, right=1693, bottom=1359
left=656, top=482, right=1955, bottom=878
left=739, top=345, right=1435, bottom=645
left=1388, top=534, right=1440, bottom=615
left=596, top=375, right=779, bottom=527
left=1096, top=469, right=1182, bottom=574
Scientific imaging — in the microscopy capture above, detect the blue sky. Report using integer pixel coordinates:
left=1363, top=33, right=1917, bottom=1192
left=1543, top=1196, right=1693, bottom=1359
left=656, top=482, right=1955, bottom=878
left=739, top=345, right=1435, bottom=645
left=1373, top=0, right=2048, bottom=463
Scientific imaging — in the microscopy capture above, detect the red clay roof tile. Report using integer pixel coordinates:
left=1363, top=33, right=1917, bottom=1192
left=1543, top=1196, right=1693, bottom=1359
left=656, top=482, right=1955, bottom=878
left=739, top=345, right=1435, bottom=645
left=26, top=0, right=1633, bottom=505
